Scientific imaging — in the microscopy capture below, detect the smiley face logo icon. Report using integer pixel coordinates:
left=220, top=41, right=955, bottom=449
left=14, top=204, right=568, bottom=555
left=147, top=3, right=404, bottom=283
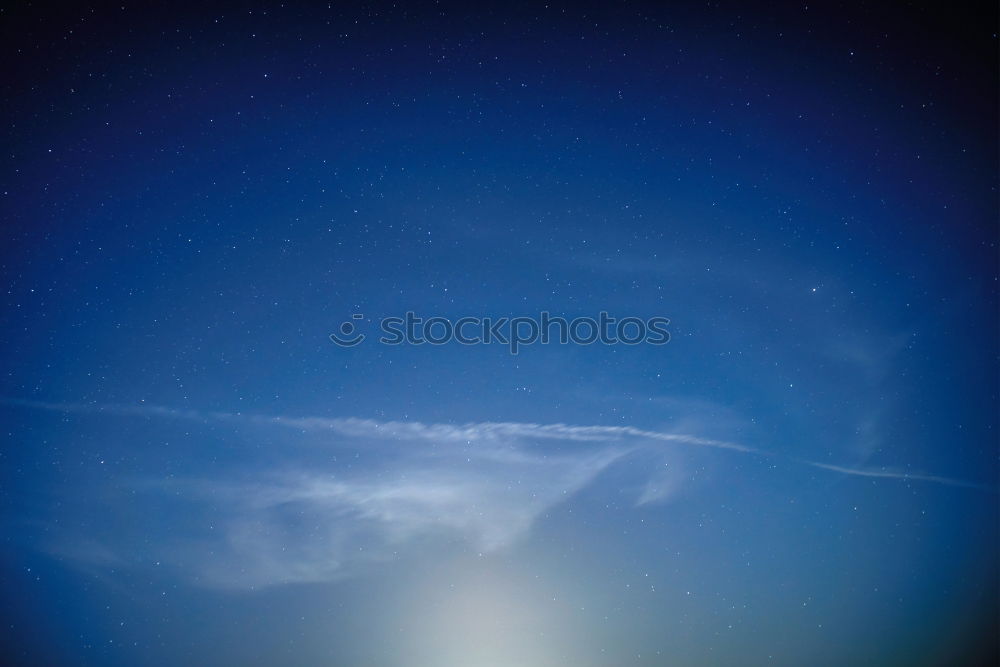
left=330, top=314, right=366, bottom=347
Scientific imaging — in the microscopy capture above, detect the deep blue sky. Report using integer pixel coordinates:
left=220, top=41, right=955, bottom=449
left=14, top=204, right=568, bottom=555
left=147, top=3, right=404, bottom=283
left=1, top=2, right=997, bottom=665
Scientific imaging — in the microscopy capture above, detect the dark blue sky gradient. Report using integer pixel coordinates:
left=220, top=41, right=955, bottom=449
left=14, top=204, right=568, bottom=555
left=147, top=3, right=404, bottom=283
left=1, top=2, right=997, bottom=665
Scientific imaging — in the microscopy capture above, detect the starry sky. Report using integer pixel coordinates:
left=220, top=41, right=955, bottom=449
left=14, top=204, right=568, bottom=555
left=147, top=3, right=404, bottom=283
left=1, top=2, right=997, bottom=665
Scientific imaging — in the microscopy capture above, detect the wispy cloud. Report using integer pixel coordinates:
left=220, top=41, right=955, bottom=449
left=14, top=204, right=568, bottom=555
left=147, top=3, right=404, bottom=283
left=4, top=398, right=656, bottom=588
left=2, top=397, right=990, bottom=589
left=148, top=446, right=628, bottom=588
left=804, top=461, right=991, bottom=490
left=4, top=397, right=985, bottom=489
left=0, top=397, right=754, bottom=452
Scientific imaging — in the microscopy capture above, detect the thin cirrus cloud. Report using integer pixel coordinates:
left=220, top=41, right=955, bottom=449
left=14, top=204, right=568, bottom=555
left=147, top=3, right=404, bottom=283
left=5, top=397, right=981, bottom=488
left=2, top=397, right=988, bottom=589
left=161, top=446, right=628, bottom=588
left=1, top=397, right=753, bottom=452
left=803, top=460, right=992, bottom=490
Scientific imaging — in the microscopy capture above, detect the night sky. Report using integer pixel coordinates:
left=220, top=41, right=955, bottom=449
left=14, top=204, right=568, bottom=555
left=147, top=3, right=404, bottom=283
left=1, top=2, right=997, bottom=665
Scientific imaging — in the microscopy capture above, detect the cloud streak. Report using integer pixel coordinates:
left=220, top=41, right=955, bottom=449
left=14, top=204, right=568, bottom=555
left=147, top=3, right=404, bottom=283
left=2, top=397, right=990, bottom=589
left=3, top=397, right=985, bottom=489
left=0, top=397, right=754, bottom=452
left=804, top=461, right=992, bottom=491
